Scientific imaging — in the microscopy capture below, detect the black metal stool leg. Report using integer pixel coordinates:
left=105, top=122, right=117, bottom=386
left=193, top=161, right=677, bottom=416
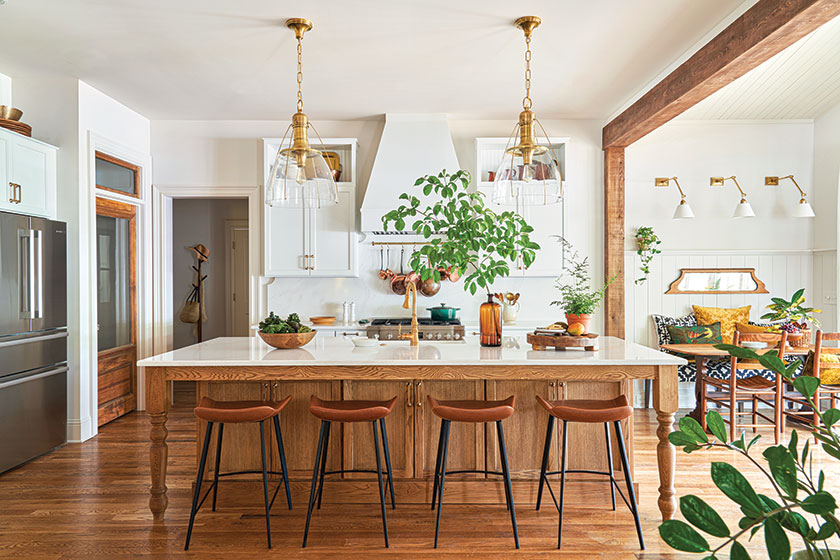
left=496, top=420, right=520, bottom=549
left=272, top=415, right=292, bottom=510
left=259, top=421, right=272, bottom=549
left=434, top=420, right=451, bottom=548
left=380, top=417, right=396, bottom=509
left=316, top=421, right=331, bottom=509
left=605, top=422, right=616, bottom=511
left=558, top=419, right=568, bottom=549
left=372, top=420, right=390, bottom=548
left=536, top=415, right=555, bottom=511
left=431, top=419, right=445, bottom=511
left=302, top=420, right=327, bottom=548
left=185, top=421, right=213, bottom=551
left=211, top=422, right=224, bottom=511
left=615, top=421, right=645, bottom=550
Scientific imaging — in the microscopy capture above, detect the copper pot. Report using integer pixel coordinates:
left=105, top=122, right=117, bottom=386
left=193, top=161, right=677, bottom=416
left=420, top=276, right=440, bottom=297
left=390, top=273, right=407, bottom=295
left=447, top=266, right=461, bottom=282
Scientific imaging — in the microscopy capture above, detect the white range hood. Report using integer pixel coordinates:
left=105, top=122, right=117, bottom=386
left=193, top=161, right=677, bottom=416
left=360, top=114, right=460, bottom=234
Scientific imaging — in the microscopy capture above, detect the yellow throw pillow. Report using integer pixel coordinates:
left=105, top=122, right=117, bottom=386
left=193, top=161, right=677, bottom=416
left=735, top=322, right=767, bottom=334
left=693, top=305, right=751, bottom=344
left=820, top=353, right=840, bottom=385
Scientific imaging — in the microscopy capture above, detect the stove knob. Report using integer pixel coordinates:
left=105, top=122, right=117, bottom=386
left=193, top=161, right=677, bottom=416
left=454, top=333, right=461, bottom=340
left=444, top=333, right=451, bottom=340
left=386, top=333, right=394, bottom=340
left=436, top=333, right=442, bottom=340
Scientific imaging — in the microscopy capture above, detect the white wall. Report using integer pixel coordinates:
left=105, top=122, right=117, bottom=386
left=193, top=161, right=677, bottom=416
left=151, top=118, right=604, bottom=330
left=0, top=72, right=11, bottom=106
left=626, top=120, right=815, bottom=251
left=172, top=198, right=248, bottom=349
left=812, top=102, right=840, bottom=331
left=9, top=76, right=151, bottom=441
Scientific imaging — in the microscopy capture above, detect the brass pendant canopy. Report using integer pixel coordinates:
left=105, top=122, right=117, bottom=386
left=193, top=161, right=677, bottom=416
left=266, top=18, right=338, bottom=209
left=492, top=16, right=562, bottom=206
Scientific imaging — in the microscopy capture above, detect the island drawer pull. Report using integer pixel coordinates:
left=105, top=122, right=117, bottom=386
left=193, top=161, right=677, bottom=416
left=415, top=381, right=422, bottom=406
left=406, top=381, right=413, bottom=407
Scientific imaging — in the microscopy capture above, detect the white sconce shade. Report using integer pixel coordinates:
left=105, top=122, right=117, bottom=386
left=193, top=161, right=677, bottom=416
left=733, top=199, right=755, bottom=218
left=673, top=201, right=695, bottom=219
left=792, top=200, right=816, bottom=218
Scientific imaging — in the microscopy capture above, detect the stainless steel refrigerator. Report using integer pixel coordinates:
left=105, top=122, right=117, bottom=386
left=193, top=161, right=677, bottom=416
left=0, top=211, right=67, bottom=473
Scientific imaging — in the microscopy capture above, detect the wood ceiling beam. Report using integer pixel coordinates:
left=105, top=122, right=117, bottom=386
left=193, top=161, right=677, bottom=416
left=603, top=0, right=840, bottom=149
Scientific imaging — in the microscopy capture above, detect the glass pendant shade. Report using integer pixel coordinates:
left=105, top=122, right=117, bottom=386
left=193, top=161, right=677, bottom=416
left=492, top=145, right=562, bottom=205
left=266, top=145, right=338, bottom=208
left=733, top=199, right=756, bottom=218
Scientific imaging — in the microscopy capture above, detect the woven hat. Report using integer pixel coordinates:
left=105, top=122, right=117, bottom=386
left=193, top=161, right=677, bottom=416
left=190, top=244, right=210, bottom=262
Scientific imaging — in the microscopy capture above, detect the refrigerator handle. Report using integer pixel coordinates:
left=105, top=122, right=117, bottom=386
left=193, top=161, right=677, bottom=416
left=17, top=228, right=32, bottom=319
left=33, top=228, right=43, bottom=319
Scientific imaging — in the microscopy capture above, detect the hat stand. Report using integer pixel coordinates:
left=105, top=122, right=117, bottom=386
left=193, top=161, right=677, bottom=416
left=192, top=258, right=208, bottom=343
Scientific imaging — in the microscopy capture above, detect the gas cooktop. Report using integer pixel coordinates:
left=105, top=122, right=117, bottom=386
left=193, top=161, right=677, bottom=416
left=370, top=318, right=461, bottom=326
left=366, top=317, right=465, bottom=341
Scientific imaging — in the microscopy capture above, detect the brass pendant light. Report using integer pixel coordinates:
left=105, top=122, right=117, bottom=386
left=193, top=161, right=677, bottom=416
left=492, top=16, right=563, bottom=206
left=266, top=18, right=338, bottom=209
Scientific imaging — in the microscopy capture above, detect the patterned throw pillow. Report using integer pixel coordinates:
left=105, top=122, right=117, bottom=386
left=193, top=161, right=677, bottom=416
left=667, top=323, right=722, bottom=345
left=651, top=313, right=697, bottom=347
left=736, top=322, right=767, bottom=334
left=693, top=305, right=751, bottom=345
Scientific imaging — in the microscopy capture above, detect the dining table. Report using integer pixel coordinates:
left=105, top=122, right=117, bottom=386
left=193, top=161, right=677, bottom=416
left=659, top=342, right=812, bottom=422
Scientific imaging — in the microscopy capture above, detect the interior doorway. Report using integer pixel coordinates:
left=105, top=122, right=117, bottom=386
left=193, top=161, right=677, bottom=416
left=95, top=197, right=137, bottom=426
left=226, top=220, right=250, bottom=336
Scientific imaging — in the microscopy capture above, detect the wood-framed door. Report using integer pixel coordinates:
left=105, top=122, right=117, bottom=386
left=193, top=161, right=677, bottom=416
left=96, top=197, right=137, bottom=426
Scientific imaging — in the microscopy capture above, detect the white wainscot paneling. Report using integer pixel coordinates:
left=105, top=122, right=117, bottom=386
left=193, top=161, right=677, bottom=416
left=813, top=250, right=838, bottom=331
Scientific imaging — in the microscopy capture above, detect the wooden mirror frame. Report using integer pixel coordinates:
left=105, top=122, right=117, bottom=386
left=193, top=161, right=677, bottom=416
left=665, top=268, right=768, bottom=295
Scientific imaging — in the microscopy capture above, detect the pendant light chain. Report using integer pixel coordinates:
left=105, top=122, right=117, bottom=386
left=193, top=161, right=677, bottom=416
left=523, top=33, right=532, bottom=110
left=296, top=35, right=304, bottom=113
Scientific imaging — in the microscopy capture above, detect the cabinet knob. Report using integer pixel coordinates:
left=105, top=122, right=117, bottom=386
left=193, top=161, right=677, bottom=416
left=549, top=382, right=556, bottom=387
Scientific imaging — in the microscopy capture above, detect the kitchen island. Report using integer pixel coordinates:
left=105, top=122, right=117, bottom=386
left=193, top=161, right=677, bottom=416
left=138, top=335, right=684, bottom=522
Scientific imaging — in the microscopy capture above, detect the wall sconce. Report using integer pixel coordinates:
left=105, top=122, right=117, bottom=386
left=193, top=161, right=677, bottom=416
left=765, top=175, right=815, bottom=218
left=656, top=176, right=694, bottom=219
left=710, top=176, right=755, bottom=218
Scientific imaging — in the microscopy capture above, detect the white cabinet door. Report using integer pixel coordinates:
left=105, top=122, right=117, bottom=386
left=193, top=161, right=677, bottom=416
left=308, top=188, right=358, bottom=277
left=519, top=200, right=565, bottom=277
left=9, top=137, right=53, bottom=218
left=0, top=134, right=10, bottom=212
left=264, top=205, right=309, bottom=276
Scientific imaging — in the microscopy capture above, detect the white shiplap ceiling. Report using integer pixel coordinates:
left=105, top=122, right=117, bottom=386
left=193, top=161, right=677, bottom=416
left=679, top=14, right=840, bottom=120
left=0, top=0, right=746, bottom=120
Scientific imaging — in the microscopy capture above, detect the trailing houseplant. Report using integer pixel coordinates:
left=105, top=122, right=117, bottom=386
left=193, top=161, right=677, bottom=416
left=659, top=343, right=840, bottom=560
left=634, top=226, right=661, bottom=285
left=549, top=237, right=617, bottom=332
left=381, top=169, right=540, bottom=345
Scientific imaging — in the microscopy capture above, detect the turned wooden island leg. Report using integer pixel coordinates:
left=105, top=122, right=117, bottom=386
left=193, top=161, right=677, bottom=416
left=653, top=365, right=679, bottom=521
left=147, top=368, right=169, bottom=521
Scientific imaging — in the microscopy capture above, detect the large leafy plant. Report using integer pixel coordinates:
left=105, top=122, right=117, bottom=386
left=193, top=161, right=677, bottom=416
left=381, top=169, right=539, bottom=296
left=550, top=237, right=617, bottom=315
left=659, top=344, right=840, bottom=560
left=763, top=288, right=822, bottom=329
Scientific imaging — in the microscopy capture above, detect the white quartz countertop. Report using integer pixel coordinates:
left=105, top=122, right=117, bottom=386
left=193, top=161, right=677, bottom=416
left=138, top=335, right=686, bottom=368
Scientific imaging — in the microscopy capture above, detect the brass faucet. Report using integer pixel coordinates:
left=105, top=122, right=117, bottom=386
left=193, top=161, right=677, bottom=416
left=398, top=282, right=419, bottom=346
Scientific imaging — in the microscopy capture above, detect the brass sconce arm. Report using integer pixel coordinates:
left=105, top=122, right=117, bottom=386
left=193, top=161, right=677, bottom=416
left=769, top=175, right=807, bottom=200
left=711, top=176, right=748, bottom=201
left=655, top=176, right=687, bottom=201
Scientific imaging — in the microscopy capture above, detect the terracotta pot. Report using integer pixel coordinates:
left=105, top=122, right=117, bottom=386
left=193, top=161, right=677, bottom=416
left=565, top=313, right=592, bottom=334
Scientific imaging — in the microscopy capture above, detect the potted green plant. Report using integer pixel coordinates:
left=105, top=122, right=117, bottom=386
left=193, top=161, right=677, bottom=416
left=659, top=343, right=840, bottom=560
left=549, top=237, right=616, bottom=333
left=381, top=169, right=539, bottom=347
left=634, top=226, right=661, bottom=285
left=762, top=288, right=822, bottom=347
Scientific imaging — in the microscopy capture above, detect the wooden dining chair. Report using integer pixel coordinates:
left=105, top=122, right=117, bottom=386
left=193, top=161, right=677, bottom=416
left=700, top=331, right=788, bottom=444
left=784, top=331, right=840, bottom=432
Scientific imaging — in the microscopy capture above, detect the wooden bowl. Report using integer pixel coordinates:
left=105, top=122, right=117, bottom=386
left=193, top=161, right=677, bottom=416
left=310, top=316, right=336, bottom=325
left=0, top=106, right=23, bottom=121
left=258, top=330, right=317, bottom=349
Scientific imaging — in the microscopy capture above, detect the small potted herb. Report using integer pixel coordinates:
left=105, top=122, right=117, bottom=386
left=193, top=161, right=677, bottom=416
left=634, top=226, right=661, bottom=285
left=550, top=237, right=616, bottom=333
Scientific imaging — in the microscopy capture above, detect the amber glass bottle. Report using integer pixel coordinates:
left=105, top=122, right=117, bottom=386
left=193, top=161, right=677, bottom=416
left=479, top=294, right=502, bottom=347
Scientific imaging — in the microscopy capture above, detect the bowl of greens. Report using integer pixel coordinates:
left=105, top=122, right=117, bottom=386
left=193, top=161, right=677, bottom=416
left=257, top=312, right=316, bottom=349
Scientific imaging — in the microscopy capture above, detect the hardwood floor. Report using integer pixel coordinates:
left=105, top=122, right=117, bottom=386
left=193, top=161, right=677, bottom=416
left=1, top=390, right=835, bottom=558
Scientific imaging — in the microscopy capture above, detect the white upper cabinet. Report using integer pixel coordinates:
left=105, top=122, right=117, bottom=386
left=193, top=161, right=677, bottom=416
left=0, top=129, right=56, bottom=218
left=475, top=136, right=567, bottom=277
left=263, top=138, right=359, bottom=277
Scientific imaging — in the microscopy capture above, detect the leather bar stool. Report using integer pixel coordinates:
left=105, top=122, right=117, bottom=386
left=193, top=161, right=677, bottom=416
left=185, top=396, right=293, bottom=550
left=303, top=395, right=397, bottom=548
left=427, top=395, right=519, bottom=549
left=535, top=394, right=644, bottom=550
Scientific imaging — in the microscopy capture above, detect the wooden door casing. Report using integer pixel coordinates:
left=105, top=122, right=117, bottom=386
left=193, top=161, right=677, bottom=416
left=96, top=197, right=137, bottom=426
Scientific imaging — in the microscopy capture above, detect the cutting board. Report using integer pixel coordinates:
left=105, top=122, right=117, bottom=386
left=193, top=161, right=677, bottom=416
left=527, top=332, right=599, bottom=351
